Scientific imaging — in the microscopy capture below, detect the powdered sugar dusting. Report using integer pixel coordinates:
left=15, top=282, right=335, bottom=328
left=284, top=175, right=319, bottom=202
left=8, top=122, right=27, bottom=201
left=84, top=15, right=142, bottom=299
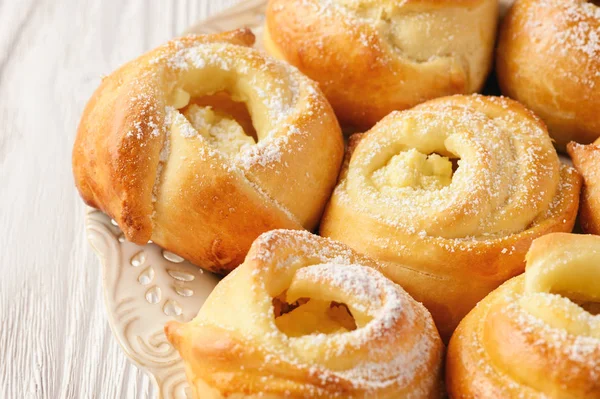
left=236, top=230, right=442, bottom=395
left=151, top=106, right=175, bottom=205
left=511, top=296, right=600, bottom=365
left=199, top=230, right=442, bottom=398
left=296, top=0, right=389, bottom=63
left=333, top=95, right=571, bottom=244
left=127, top=34, right=335, bottom=226
left=540, top=0, right=600, bottom=59
left=293, top=263, right=385, bottom=315
left=451, top=258, right=599, bottom=397
left=270, top=0, right=498, bottom=97
left=523, top=0, right=600, bottom=88
left=176, top=230, right=442, bottom=396
left=156, top=38, right=324, bottom=173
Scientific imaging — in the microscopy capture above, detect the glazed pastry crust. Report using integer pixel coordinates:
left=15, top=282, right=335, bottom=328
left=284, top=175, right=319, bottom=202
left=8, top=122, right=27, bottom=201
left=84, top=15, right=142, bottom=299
left=72, top=29, right=344, bottom=273
left=447, top=233, right=600, bottom=399
left=166, top=230, right=444, bottom=399
left=264, top=0, right=498, bottom=129
left=497, top=0, right=600, bottom=150
left=568, top=138, right=600, bottom=235
left=320, top=95, right=581, bottom=341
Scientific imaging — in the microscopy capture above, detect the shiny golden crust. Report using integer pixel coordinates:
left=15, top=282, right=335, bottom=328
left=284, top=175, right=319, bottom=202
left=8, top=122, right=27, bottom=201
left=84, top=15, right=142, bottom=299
left=568, top=139, right=600, bottom=235
left=447, top=233, right=600, bottom=398
left=320, top=95, right=581, bottom=341
left=497, top=0, right=600, bottom=150
left=166, top=230, right=444, bottom=399
left=73, top=29, right=344, bottom=273
left=264, top=0, right=498, bottom=129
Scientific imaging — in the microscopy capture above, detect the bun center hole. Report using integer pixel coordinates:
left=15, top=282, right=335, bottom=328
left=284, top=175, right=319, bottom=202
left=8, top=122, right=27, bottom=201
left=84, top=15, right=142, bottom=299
left=372, top=149, right=459, bottom=191
left=272, top=294, right=357, bottom=337
left=170, top=89, right=258, bottom=156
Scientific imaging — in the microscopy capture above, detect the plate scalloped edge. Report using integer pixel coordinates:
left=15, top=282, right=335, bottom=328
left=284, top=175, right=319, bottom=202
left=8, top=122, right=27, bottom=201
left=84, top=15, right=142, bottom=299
left=86, top=207, right=220, bottom=399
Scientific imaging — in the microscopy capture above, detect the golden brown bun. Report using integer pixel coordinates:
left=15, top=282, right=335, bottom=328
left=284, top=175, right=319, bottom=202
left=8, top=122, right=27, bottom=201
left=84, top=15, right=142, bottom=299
left=320, top=95, right=581, bottom=341
left=264, top=0, right=498, bottom=129
left=497, top=0, right=600, bottom=151
left=447, top=233, right=600, bottom=398
left=72, top=29, right=344, bottom=273
left=166, top=230, right=444, bottom=399
left=500, top=0, right=517, bottom=17
left=568, top=138, right=600, bottom=234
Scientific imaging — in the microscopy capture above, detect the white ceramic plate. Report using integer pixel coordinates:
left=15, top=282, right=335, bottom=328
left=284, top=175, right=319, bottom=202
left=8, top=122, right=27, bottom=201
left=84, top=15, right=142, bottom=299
left=86, top=207, right=219, bottom=398
left=85, top=1, right=518, bottom=397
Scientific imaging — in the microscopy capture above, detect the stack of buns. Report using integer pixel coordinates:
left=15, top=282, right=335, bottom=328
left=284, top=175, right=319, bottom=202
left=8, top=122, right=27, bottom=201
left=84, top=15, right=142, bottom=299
left=73, top=0, right=600, bottom=397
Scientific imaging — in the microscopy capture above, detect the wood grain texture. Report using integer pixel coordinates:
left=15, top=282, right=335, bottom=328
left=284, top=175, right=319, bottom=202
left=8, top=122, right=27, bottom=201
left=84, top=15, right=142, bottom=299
left=0, top=1, right=238, bottom=398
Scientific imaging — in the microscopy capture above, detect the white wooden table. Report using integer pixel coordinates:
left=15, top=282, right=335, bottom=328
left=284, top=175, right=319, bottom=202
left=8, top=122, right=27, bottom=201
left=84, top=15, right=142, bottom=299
left=0, top=1, right=239, bottom=397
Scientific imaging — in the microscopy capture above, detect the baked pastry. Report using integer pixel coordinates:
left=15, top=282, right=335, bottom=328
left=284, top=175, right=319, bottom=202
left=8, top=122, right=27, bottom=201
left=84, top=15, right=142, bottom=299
left=320, top=94, right=581, bottom=341
left=497, top=0, right=600, bottom=150
left=568, top=139, right=600, bottom=234
left=500, top=0, right=516, bottom=17
left=72, top=29, right=344, bottom=273
left=166, top=229, right=444, bottom=399
left=264, top=0, right=499, bottom=129
left=447, top=233, right=600, bottom=398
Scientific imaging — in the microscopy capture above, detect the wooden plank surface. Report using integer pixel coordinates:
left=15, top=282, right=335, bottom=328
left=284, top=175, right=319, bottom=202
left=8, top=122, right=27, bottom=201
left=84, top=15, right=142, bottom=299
left=0, top=1, right=238, bottom=398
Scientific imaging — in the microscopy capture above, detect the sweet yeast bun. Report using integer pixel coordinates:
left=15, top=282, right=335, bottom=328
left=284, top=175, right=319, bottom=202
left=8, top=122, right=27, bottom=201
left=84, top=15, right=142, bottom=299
left=166, top=229, right=444, bottom=399
left=320, top=94, right=581, bottom=341
left=568, top=137, right=600, bottom=234
left=447, top=233, right=600, bottom=398
left=73, top=29, right=344, bottom=273
left=265, top=0, right=499, bottom=129
left=497, top=0, right=600, bottom=150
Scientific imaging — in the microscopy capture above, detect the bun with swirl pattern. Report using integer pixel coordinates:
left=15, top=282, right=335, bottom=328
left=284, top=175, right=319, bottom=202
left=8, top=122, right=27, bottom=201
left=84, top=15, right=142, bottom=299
left=264, top=0, right=499, bottom=129
left=320, top=95, right=581, bottom=340
left=165, top=229, right=444, bottom=399
left=447, top=233, right=600, bottom=398
left=72, top=30, right=344, bottom=274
